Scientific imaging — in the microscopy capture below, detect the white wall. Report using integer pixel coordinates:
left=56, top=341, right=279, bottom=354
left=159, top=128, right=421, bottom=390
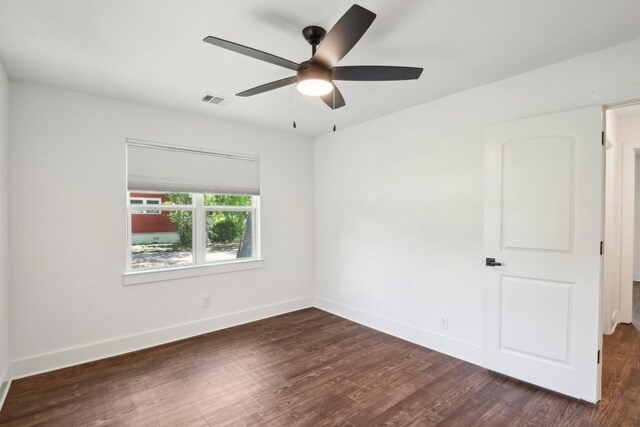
left=614, top=113, right=640, bottom=324
left=603, top=110, right=622, bottom=334
left=313, top=39, right=640, bottom=364
left=9, top=82, right=314, bottom=377
left=0, top=59, right=10, bottom=386
left=636, top=155, right=640, bottom=281
left=616, top=115, right=640, bottom=282
left=633, top=155, right=640, bottom=280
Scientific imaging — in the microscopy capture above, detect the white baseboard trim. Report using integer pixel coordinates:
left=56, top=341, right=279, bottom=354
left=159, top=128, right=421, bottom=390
left=607, top=309, right=620, bottom=335
left=634, top=272, right=640, bottom=282
left=9, top=296, right=481, bottom=381
left=610, top=321, right=619, bottom=335
left=0, top=364, right=11, bottom=413
left=10, top=296, right=313, bottom=380
left=313, top=296, right=482, bottom=366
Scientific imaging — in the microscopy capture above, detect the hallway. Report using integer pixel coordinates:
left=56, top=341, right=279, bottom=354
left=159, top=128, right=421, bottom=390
left=593, top=282, right=640, bottom=425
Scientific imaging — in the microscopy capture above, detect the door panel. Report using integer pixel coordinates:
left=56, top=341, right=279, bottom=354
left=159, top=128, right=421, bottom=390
left=500, top=276, right=572, bottom=363
left=502, top=137, right=573, bottom=252
left=483, top=106, right=603, bottom=402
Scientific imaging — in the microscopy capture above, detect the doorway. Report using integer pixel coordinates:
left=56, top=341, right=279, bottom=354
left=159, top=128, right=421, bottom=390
left=603, top=103, right=640, bottom=331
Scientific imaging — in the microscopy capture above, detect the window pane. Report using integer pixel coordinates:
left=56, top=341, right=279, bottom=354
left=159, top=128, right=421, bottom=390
left=163, top=193, right=192, bottom=205
left=145, top=199, right=161, bottom=214
left=131, top=210, right=193, bottom=269
left=128, top=192, right=192, bottom=206
left=204, top=194, right=252, bottom=207
left=205, top=211, right=252, bottom=262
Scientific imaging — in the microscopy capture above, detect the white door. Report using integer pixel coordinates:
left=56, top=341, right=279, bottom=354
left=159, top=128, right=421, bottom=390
left=483, top=106, right=603, bottom=403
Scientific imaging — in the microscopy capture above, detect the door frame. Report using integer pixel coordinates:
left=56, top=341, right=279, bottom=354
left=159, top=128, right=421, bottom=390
left=619, top=138, right=640, bottom=324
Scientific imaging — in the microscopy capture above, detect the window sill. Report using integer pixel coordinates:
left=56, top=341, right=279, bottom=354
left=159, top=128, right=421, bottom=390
left=122, top=259, right=264, bottom=286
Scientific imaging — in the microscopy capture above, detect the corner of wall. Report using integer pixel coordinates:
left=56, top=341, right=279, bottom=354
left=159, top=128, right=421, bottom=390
left=0, top=56, right=11, bottom=412
left=313, top=296, right=482, bottom=366
left=0, top=367, right=10, bottom=412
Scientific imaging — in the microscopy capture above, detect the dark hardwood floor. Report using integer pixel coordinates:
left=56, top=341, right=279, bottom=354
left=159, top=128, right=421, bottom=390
left=1, top=295, right=639, bottom=426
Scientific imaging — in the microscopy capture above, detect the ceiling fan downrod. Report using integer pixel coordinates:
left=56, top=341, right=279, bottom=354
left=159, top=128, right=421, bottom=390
left=301, top=26, right=326, bottom=56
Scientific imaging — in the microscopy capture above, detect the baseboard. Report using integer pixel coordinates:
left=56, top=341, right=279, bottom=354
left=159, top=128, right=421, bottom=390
left=9, top=295, right=481, bottom=381
left=313, top=296, right=482, bottom=366
left=610, top=321, right=619, bottom=334
left=0, top=364, right=11, bottom=412
left=634, top=272, right=640, bottom=282
left=10, top=296, right=313, bottom=379
left=608, top=309, right=620, bottom=335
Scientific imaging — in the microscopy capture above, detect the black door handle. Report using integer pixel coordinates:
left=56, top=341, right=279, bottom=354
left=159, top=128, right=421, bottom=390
left=485, top=257, right=502, bottom=267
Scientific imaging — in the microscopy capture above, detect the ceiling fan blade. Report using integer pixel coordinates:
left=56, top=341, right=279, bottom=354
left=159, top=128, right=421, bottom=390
left=236, top=76, right=297, bottom=97
left=311, top=5, right=376, bottom=69
left=320, top=84, right=346, bottom=109
left=204, top=36, right=299, bottom=71
left=333, top=66, right=423, bottom=81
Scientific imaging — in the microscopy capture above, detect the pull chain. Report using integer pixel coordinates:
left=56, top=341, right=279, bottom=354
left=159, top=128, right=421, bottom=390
left=332, top=86, right=337, bottom=132
left=292, top=86, right=297, bottom=129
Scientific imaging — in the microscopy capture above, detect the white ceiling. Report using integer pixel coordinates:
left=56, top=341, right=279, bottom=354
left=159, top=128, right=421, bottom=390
left=1, top=0, right=640, bottom=137
left=612, top=103, right=640, bottom=119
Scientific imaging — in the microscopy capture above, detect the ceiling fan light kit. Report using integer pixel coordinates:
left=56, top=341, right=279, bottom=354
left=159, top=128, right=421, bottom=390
left=296, top=61, right=333, bottom=96
left=297, top=77, right=333, bottom=97
left=203, top=3, right=423, bottom=124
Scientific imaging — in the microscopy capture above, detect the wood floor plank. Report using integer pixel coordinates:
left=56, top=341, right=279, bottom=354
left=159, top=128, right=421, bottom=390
left=1, top=304, right=639, bottom=426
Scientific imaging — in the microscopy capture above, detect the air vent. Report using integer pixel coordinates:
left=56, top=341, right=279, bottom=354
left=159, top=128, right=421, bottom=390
left=202, top=94, right=227, bottom=105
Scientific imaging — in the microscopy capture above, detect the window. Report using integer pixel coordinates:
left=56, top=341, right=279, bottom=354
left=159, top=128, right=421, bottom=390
left=128, top=192, right=257, bottom=271
left=129, top=196, right=162, bottom=214
left=125, top=141, right=261, bottom=279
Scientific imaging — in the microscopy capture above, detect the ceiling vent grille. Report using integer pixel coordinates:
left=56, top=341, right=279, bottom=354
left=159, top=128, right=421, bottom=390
left=202, top=94, right=228, bottom=105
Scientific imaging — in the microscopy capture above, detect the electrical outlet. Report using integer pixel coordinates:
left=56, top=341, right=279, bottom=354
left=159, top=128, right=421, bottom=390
left=441, top=316, right=449, bottom=330
left=202, top=296, right=211, bottom=308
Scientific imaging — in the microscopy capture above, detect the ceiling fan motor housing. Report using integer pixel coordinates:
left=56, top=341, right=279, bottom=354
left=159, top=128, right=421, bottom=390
left=297, top=60, right=331, bottom=81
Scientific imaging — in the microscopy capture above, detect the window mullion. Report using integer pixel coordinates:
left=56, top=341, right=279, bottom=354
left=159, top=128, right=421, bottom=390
left=252, top=195, right=260, bottom=259
left=126, top=206, right=132, bottom=271
left=194, top=193, right=205, bottom=264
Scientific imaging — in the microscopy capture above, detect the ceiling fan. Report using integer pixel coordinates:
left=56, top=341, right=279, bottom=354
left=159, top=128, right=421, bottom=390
left=203, top=4, right=423, bottom=110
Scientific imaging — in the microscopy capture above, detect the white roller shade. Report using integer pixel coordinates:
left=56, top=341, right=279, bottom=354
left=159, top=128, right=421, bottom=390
left=127, top=141, right=260, bottom=195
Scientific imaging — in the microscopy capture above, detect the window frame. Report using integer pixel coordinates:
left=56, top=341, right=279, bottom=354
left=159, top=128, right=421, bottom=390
left=124, top=192, right=262, bottom=284
left=129, top=196, right=162, bottom=214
